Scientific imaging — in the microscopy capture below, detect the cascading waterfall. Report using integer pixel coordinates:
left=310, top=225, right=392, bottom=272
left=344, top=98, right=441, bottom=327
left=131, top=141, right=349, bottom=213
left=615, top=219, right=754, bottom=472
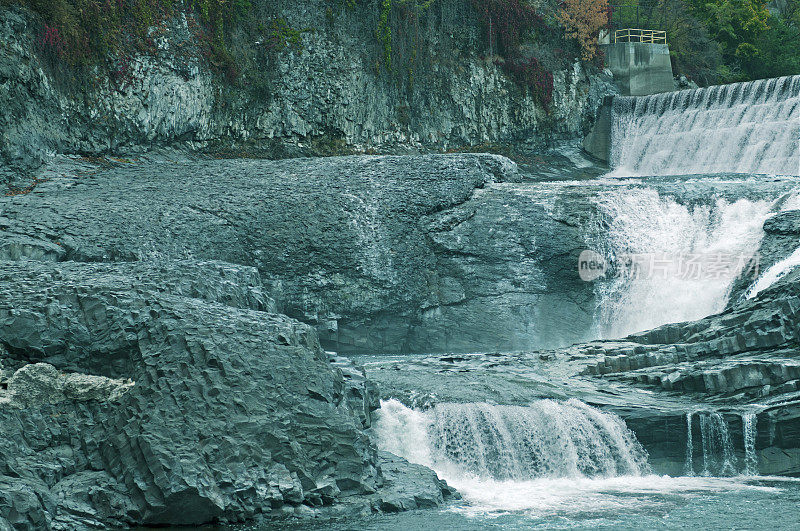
left=746, top=246, right=800, bottom=299
left=685, top=411, right=759, bottom=476
left=700, top=413, right=737, bottom=476
left=684, top=412, right=695, bottom=476
left=374, top=399, right=650, bottom=482
left=588, top=188, right=772, bottom=338
left=375, top=400, right=776, bottom=518
left=610, top=75, right=800, bottom=177
left=743, top=413, right=759, bottom=476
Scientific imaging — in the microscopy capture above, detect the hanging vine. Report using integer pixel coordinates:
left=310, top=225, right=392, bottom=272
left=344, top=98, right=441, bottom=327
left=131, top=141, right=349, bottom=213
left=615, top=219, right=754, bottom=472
left=472, top=0, right=554, bottom=108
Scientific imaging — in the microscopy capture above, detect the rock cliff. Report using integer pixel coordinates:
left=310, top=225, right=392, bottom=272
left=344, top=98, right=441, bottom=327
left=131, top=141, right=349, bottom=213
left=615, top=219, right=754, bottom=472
left=0, top=0, right=614, bottom=179
left=0, top=154, right=603, bottom=354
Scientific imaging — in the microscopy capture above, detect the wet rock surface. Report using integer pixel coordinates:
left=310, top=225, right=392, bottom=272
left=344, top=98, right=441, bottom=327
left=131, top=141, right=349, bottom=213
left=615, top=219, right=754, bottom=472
left=372, top=452, right=460, bottom=513
left=13, top=157, right=795, bottom=356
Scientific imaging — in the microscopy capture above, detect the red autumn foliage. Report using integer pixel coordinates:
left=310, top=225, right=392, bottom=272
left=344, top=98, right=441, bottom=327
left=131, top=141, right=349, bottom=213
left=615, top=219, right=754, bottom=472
left=40, top=24, right=65, bottom=59
left=558, top=0, right=610, bottom=61
left=472, top=0, right=554, bottom=108
left=500, top=56, right=555, bottom=107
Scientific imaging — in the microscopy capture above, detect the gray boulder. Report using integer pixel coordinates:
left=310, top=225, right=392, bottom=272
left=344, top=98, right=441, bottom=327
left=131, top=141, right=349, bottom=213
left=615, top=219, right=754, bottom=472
left=0, top=260, right=445, bottom=528
left=372, top=452, right=459, bottom=513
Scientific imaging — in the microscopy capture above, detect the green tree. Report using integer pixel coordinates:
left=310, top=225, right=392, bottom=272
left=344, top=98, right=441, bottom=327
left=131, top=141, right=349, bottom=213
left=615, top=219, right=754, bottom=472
left=688, top=0, right=770, bottom=71
left=742, top=12, right=800, bottom=79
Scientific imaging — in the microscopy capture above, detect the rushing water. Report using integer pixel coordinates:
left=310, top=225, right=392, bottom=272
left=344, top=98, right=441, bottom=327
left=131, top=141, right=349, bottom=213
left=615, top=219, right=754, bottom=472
left=374, top=399, right=650, bottom=481
left=746, top=246, right=800, bottom=299
left=587, top=188, right=773, bottom=338
left=743, top=413, right=759, bottom=476
left=610, top=75, right=800, bottom=177
left=352, top=400, right=796, bottom=530
left=681, top=411, right=761, bottom=478
left=297, top=478, right=800, bottom=530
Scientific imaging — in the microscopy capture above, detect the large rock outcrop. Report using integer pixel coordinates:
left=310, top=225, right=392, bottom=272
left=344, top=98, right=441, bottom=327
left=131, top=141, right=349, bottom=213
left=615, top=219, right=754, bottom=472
left=0, top=260, right=455, bottom=528
left=0, top=154, right=603, bottom=354
left=6, top=155, right=795, bottom=355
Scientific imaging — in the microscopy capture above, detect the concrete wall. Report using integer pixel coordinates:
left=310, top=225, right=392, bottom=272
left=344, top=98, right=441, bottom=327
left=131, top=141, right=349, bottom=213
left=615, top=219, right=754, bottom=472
left=582, top=96, right=613, bottom=162
left=605, top=42, right=674, bottom=96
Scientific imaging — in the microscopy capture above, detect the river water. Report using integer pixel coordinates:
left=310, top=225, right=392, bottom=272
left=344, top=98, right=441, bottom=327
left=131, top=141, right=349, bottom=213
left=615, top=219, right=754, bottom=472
left=306, top=476, right=800, bottom=529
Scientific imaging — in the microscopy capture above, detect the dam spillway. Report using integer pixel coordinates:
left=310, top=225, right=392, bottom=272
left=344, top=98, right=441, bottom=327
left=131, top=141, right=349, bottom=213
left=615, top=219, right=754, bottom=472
left=609, top=75, right=800, bottom=177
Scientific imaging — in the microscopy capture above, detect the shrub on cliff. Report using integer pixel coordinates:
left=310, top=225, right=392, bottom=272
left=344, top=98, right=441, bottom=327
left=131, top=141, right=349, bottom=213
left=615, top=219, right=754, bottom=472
left=472, top=0, right=555, bottom=107
left=4, top=0, right=250, bottom=78
left=558, top=0, right=610, bottom=61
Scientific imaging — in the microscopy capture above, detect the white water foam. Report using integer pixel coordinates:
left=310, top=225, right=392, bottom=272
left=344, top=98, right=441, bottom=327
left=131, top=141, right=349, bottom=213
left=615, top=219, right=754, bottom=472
left=447, top=475, right=778, bottom=518
left=374, top=398, right=649, bottom=480
left=610, top=75, right=800, bottom=177
left=374, top=400, right=777, bottom=518
left=746, top=246, right=800, bottom=299
left=589, top=189, right=772, bottom=338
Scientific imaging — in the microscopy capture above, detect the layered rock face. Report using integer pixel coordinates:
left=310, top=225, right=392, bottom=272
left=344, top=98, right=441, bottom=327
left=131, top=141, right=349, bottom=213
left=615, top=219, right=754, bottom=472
left=0, top=260, right=457, bottom=528
left=0, top=1, right=614, bottom=177
left=579, top=265, right=800, bottom=476
left=0, top=154, right=599, bottom=354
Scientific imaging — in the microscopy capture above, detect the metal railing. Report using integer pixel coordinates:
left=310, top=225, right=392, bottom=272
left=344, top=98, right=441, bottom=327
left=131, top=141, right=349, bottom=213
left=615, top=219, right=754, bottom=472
left=614, top=28, right=667, bottom=44
left=609, top=3, right=667, bottom=32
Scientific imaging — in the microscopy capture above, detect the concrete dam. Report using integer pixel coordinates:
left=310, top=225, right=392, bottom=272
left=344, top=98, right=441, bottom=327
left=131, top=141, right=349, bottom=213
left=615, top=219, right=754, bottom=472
left=587, top=75, right=800, bottom=174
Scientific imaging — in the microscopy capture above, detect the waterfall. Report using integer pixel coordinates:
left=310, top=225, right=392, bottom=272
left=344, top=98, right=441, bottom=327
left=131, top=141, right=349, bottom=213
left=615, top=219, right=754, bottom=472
left=699, top=413, right=737, bottom=476
left=374, top=399, right=650, bottom=481
left=743, top=413, right=758, bottom=476
left=684, top=412, right=695, bottom=476
left=746, top=246, right=800, bottom=299
left=588, top=188, right=772, bottom=338
left=610, top=75, right=800, bottom=177
left=685, top=411, right=760, bottom=476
